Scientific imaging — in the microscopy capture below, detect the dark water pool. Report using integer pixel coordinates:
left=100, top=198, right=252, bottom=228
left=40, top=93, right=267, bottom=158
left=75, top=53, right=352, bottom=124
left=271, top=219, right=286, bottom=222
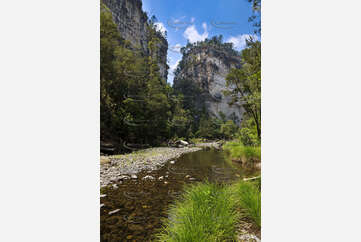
left=100, top=149, right=259, bottom=242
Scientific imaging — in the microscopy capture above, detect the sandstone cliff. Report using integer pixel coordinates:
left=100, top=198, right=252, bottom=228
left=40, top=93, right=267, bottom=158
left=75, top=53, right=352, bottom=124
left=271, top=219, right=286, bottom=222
left=102, top=0, right=168, bottom=81
left=174, top=38, right=244, bottom=124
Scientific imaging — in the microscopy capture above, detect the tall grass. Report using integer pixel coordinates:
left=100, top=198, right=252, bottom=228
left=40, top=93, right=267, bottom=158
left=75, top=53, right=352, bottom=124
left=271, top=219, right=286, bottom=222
left=156, top=180, right=261, bottom=241
left=223, top=140, right=261, bottom=162
left=156, top=182, right=239, bottom=242
left=230, top=180, right=261, bottom=227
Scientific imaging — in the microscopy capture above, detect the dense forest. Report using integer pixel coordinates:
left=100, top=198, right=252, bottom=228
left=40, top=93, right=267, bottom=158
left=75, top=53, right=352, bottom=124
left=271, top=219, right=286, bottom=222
left=100, top=3, right=261, bottom=153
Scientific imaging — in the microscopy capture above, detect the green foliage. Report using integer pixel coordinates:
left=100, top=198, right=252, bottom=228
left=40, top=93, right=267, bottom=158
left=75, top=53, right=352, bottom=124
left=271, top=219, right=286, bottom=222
left=192, top=115, right=240, bottom=140
left=168, top=94, right=192, bottom=138
left=226, top=40, right=261, bottom=139
left=220, top=120, right=239, bottom=139
left=223, top=140, right=261, bottom=163
left=238, top=113, right=260, bottom=146
left=179, top=35, right=239, bottom=57
left=189, top=137, right=205, bottom=144
left=230, top=180, right=261, bottom=227
left=100, top=5, right=188, bottom=148
left=156, top=182, right=238, bottom=242
left=238, top=127, right=260, bottom=146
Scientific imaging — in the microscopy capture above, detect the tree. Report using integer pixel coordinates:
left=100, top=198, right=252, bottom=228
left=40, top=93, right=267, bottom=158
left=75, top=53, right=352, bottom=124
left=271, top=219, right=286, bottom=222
left=100, top=4, right=172, bottom=148
left=226, top=39, right=261, bottom=139
left=220, top=120, right=238, bottom=139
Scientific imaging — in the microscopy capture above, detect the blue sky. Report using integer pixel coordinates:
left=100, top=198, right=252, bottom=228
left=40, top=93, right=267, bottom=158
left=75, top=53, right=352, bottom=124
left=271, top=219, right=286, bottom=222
left=142, top=0, right=260, bottom=85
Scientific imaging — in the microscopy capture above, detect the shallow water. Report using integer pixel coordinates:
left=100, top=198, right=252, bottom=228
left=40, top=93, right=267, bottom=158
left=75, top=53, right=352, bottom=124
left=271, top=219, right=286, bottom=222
left=100, top=149, right=259, bottom=242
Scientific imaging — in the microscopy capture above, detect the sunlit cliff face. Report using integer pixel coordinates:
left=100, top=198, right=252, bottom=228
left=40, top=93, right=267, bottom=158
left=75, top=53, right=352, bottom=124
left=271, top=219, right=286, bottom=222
left=174, top=45, right=244, bottom=124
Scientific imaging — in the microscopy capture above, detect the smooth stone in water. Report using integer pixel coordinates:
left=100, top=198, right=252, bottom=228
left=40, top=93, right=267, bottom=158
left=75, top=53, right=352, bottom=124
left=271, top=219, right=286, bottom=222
left=170, top=160, right=175, bottom=164
left=179, top=140, right=189, bottom=146
left=108, top=209, right=120, bottom=215
left=100, top=194, right=106, bottom=198
left=158, top=176, right=164, bottom=181
left=131, top=174, right=137, bottom=179
left=142, top=175, right=155, bottom=180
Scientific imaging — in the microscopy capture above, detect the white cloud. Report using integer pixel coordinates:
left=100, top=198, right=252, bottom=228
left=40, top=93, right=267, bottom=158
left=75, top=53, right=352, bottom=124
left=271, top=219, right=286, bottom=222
left=174, top=16, right=186, bottom=23
left=154, top=22, right=167, bottom=36
left=167, top=58, right=181, bottom=84
left=226, top=34, right=259, bottom=50
left=167, top=16, right=195, bottom=31
left=170, top=59, right=180, bottom=74
left=183, top=23, right=208, bottom=43
left=170, top=43, right=182, bottom=53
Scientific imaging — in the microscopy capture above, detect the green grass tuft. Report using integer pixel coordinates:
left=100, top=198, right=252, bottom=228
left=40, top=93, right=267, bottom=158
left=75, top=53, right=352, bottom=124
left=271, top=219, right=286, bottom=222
left=230, top=180, right=261, bottom=227
left=223, top=141, right=261, bottom=163
left=156, top=182, right=239, bottom=242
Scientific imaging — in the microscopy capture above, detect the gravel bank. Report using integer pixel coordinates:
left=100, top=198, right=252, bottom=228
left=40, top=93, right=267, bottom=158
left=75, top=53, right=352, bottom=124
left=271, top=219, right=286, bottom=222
left=100, top=146, right=203, bottom=187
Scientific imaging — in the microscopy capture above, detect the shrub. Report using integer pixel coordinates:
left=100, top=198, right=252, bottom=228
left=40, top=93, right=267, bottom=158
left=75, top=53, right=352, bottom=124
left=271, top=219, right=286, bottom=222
left=238, top=127, right=260, bottom=146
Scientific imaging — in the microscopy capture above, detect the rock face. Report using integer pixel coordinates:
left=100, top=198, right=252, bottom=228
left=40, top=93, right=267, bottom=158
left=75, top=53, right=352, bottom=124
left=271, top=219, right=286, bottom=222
left=102, top=0, right=168, bottom=81
left=174, top=40, right=244, bottom=124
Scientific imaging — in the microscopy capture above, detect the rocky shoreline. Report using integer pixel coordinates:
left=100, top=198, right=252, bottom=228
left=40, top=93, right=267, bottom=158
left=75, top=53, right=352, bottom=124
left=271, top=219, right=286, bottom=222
left=100, top=145, right=214, bottom=187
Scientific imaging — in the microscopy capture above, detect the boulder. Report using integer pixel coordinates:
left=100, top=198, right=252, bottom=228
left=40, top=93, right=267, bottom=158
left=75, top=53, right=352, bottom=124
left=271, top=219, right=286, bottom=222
left=168, top=140, right=190, bottom=148
left=179, top=140, right=189, bottom=146
left=142, top=175, right=155, bottom=181
left=175, top=140, right=189, bottom=146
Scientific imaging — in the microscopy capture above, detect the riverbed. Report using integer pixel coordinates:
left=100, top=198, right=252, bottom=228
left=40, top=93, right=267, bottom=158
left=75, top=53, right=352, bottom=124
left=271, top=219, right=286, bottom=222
left=100, top=148, right=259, bottom=241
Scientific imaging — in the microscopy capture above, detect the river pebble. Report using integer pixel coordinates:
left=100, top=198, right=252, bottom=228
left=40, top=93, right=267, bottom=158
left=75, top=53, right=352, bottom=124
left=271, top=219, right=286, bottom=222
left=142, top=175, right=155, bottom=180
left=100, top=147, right=204, bottom=187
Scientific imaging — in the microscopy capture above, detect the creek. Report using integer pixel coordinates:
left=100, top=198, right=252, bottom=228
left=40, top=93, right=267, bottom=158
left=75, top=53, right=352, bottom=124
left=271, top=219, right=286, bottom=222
left=100, top=149, right=259, bottom=241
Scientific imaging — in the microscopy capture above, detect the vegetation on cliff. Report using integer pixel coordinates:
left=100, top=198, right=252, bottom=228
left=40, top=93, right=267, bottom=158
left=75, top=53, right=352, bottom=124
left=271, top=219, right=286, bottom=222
left=226, top=39, right=261, bottom=141
left=101, top=4, right=181, bottom=150
left=101, top=1, right=261, bottom=150
left=101, top=6, right=242, bottom=151
left=173, top=36, right=243, bottom=140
